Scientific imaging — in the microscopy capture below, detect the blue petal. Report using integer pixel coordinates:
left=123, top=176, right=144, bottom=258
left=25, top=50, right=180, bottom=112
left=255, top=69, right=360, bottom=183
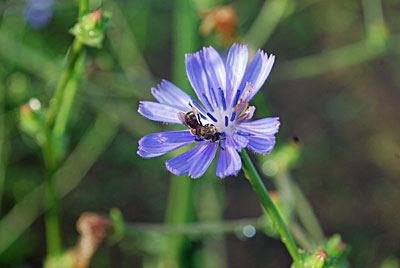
left=238, top=50, right=275, bottom=102
left=165, top=142, right=209, bottom=177
left=246, top=136, right=276, bottom=154
left=200, top=46, right=226, bottom=95
left=138, top=101, right=183, bottom=124
left=185, top=53, right=211, bottom=107
left=151, top=79, right=192, bottom=111
left=225, top=44, right=248, bottom=104
left=238, top=117, right=280, bottom=136
left=188, top=142, right=218, bottom=178
left=216, top=145, right=242, bottom=178
left=138, top=130, right=196, bottom=158
left=225, top=134, right=248, bottom=150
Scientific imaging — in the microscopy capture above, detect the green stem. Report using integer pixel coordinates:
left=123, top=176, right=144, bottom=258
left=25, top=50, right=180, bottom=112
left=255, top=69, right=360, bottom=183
left=53, top=53, right=85, bottom=138
left=42, top=130, right=61, bottom=256
left=0, top=112, right=119, bottom=255
left=42, top=39, right=83, bottom=259
left=289, top=221, right=314, bottom=251
left=162, top=176, right=193, bottom=267
left=42, top=0, right=89, bottom=257
left=240, top=150, right=301, bottom=267
left=243, top=0, right=290, bottom=48
left=79, top=0, right=89, bottom=16
left=46, top=39, right=83, bottom=127
left=43, top=164, right=61, bottom=256
left=125, top=217, right=262, bottom=236
left=172, top=0, right=197, bottom=92
left=292, top=180, right=325, bottom=245
left=0, top=83, right=7, bottom=213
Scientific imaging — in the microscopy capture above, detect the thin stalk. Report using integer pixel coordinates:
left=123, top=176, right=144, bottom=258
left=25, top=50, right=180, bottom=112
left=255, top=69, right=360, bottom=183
left=0, top=112, right=120, bottom=255
left=53, top=53, right=85, bottom=138
left=292, top=180, right=325, bottom=245
left=125, top=217, right=262, bottom=236
left=123, top=216, right=313, bottom=252
left=272, top=40, right=383, bottom=82
left=46, top=39, right=83, bottom=127
left=289, top=221, right=314, bottom=251
left=42, top=131, right=61, bottom=256
left=79, top=0, right=88, bottom=16
left=162, top=176, right=193, bottom=266
left=240, top=150, right=301, bottom=267
left=172, top=0, right=197, bottom=92
left=43, top=164, right=61, bottom=256
left=196, top=179, right=228, bottom=268
left=42, top=0, right=88, bottom=257
left=42, top=38, right=82, bottom=258
left=0, top=84, right=7, bottom=213
left=243, top=0, right=290, bottom=48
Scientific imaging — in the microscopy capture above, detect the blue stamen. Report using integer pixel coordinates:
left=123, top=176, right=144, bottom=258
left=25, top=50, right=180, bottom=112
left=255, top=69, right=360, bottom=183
left=230, top=111, right=236, bottom=121
left=232, top=89, right=241, bottom=108
left=237, top=130, right=252, bottom=136
left=219, top=88, right=226, bottom=111
left=210, top=88, right=219, bottom=107
left=202, top=93, right=214, bottom=112
left=225, top=116, right=229, bottom=127
left=207, top=113, right=218, bottom=122
left=191, top=98, right=207, bottom=114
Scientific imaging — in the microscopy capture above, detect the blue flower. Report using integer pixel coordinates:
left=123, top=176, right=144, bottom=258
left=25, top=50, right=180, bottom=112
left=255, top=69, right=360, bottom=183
left=137, top=44, right=280, bottom=178
left=24, top=0, right=54, bottom=29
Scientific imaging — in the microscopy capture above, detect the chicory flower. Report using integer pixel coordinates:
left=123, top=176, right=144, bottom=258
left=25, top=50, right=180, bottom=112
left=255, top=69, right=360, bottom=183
left=137, top=44, right=279, bottom=178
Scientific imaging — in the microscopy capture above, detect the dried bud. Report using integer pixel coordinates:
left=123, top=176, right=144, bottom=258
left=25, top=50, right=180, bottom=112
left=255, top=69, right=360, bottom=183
left=74, top=213, right=110, bottom=268
left=200, top=6, right=237, bottom=45
left=70, top=10, right=110, bottom=48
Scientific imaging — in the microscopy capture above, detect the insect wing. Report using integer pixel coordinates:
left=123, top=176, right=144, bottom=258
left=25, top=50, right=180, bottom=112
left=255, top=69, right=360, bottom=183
left=177, top=112, right=189, bottom=127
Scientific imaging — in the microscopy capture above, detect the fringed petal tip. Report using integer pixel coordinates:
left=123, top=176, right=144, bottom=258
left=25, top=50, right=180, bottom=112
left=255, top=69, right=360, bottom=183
left=150, top=80, right=192, bottom=111
left=138, top=131, right=196, bottom=158
left=247, top=136, right=276, bottom=154
left=137, top=149, right=158, bottom=158
left=165, top=161, right=184, bottom=176
left=257, top=48, right=275, bottom=59
left=275, top=118, right=281, bottom=132
left=165, top=166, right=201, bottom=179
left=165, top=158, right=205, bottom=179
left=216, top=168, right=240, bottom=179
left=137, top=101, right=183, bottom=124
left=216, top=146, right=242, bottom=178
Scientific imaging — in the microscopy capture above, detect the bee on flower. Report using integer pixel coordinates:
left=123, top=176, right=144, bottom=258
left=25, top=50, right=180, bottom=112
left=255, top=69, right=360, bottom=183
left=137, top=44, right=280, bottom=178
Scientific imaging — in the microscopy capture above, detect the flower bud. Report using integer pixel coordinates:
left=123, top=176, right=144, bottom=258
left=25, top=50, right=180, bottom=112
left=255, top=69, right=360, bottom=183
left=70, top=10, right=110, bottom=48
left=19, top=98, right=46, bottom=145
left=324, top=234, right=348, bottom=258
left=304, top=249, right=328, bottom=268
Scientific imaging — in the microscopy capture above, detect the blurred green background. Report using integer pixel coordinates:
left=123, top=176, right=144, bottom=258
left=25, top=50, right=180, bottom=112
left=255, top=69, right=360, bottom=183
left=0, top=0, right=400, bottom=267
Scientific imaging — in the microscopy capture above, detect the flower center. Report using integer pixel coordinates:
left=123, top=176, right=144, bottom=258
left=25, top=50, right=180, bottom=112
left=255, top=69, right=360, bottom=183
left=189, top=82, right=256, bottom=139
